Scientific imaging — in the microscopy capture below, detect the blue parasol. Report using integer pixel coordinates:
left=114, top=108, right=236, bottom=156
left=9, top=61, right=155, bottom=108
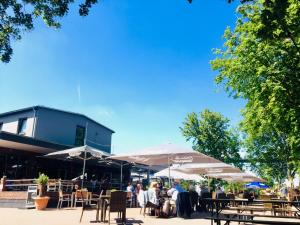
left=245, top=182, right=269, bottom=189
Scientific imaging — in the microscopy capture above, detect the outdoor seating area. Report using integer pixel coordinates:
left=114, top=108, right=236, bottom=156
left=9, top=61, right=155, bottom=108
left=1, top=143, right=300, bottom=225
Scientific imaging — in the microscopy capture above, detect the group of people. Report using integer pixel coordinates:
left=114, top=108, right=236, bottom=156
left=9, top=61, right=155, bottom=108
left=126, top=180, right=214, bottom=218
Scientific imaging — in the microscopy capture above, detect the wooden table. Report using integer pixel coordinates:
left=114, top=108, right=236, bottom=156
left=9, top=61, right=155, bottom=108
left=204, top=198, right=300, bottom=225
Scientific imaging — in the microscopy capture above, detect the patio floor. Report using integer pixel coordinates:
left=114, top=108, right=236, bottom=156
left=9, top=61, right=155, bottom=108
left=0, top=207, right=232, bottom=225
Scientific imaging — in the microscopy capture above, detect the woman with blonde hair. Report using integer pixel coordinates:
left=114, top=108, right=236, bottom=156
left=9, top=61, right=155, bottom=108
left=147, top=181, right=161, bottom=217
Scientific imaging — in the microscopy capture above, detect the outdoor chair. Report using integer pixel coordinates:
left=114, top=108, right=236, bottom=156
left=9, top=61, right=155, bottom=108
left=189, top=190, right=199, bottom=212
left=126, top=191, right=134, bottom=208
left=104, top=191, right=127, bottom=225
left=74, top=190, right=89, bottom=207
left=79, top=190, right=103, bottom=223
left=57, top=189, right=72, bottom=209
left=47, top=179, right=58, bottom=192
left=199, top=192, right=212, bottom=212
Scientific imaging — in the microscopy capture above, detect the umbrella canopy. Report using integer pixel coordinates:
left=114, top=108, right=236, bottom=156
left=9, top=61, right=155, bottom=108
left=154, top=168, right=204, bottom=182
left=45, top=145, right=111, bottom=159
left=44, top=145, right=111, bottom=186
left=207, top=172, right=265, bottom=183
left=109, top=143, right=223, bottom=188
left=245, top=182, right=269, bottom=189
left=174, top=162, right=242, bottom=175
left=109, top=143, right=222, bottom=166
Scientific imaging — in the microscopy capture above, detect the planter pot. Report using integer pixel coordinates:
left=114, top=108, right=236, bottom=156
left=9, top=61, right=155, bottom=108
left=34, top=196, right=49, bottom=210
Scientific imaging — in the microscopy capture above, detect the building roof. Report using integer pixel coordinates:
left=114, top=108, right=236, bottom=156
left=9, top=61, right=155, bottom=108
left=0, top=105, right=115, bottom=133
left=0, top=131, right=70, bottom=154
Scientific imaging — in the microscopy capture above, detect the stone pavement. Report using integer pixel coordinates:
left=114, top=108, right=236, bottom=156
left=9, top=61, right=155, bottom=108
left=0, top=207, right=227, bottom=225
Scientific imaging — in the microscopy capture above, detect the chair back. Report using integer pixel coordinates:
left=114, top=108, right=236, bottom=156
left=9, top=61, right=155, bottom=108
left=76, top=190, right=88, bottom=200
left=109, top=191, right=127, bottom=212
left=126, top=191, right=132, bottom=198
left=227, top=193, right=235, bottom=199
left=106, top=190, right=111, bottom=196
left=201, top=191, right=212, bottom=199
left=260, top=194, right=272, bottom=209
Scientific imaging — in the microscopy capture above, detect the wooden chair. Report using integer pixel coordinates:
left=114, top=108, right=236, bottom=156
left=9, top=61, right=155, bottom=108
left=57, top=189, right=72, bottom=209
left=74, top=190, right=89, bottom=207
left=79, top=190, right=103, bottom=223
left=104, top=191, right=127, bottom=225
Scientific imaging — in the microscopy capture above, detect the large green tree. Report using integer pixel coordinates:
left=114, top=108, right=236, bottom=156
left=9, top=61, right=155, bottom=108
left=181, top=109, right=242, bottom=168
left=211, top=0, right=300, bottom=183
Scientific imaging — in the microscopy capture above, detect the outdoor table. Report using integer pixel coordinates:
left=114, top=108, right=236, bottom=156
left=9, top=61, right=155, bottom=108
left=204, top=198, right=300, bottom=225
left=94, top=195, right=111, bottom=222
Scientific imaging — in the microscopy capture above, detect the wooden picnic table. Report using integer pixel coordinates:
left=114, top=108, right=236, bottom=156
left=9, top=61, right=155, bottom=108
left=203, top=198, right=300, bottom=225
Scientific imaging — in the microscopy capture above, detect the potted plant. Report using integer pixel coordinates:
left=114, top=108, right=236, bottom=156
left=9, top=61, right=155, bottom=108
left=34, top=173, right=49, bottom=210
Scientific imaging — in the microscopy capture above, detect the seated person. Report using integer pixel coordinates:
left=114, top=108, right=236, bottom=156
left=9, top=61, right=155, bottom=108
left=167, top=180, right=185, bottom=215
left=147, top=181, right=162, bottom=217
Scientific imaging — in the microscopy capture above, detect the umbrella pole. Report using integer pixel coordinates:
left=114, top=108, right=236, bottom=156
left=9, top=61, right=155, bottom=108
left=168, top=157, right=171, bottom=188
left=81, top=150, right=87, bottom=188
left=120, top=162, right=123, bottom=190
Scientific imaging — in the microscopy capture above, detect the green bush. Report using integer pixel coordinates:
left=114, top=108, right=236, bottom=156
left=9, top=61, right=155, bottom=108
left=36, top=173, right=49, bottom=185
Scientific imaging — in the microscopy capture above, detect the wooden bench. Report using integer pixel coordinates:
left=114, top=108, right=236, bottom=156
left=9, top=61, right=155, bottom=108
left=209, top=217, right=300, bottom=225
left=222, top=211, right=299, bottom=219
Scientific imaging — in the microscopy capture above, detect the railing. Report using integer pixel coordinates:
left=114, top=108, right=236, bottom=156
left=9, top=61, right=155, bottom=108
left=0, top=176, right=75, bottom=192
left=0, top=177, right=37, bottom=191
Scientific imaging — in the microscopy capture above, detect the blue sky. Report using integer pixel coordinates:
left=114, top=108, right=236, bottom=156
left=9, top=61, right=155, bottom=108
left=0, top=0, right=244, bottom=154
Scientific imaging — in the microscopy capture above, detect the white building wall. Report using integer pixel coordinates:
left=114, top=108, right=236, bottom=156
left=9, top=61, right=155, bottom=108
left=0, top=110, right=35, bottom=137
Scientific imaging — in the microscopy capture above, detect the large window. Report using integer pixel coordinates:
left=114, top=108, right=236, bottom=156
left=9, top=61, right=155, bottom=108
left=17, top=118, right=27, bottom=135
left=74, top=125, right=86, bottom=146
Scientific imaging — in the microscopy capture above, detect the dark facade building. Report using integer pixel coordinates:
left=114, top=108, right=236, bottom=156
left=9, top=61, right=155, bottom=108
left=0, top=106, right=123, bottom=182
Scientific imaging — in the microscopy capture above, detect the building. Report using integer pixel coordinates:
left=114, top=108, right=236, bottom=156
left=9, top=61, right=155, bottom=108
left=0, top=106, right=119, bottom=180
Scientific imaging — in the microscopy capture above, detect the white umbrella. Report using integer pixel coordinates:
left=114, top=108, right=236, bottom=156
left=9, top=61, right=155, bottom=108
left=154, top=168, right=204, bottom=182
left=44, top=145, right=111, bottom=186
left=109, top=143, right=222, bottom=187
left=175, top=163, right=242, bottom=175
left=207, top=172, right=265, bottom=183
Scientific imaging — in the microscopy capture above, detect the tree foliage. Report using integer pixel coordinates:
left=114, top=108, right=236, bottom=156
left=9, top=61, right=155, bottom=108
left=211, top=0, right=300, bottom=182
left=0, top=0, right=98, bottom=63
left=181, top=109, right=242, bottom=168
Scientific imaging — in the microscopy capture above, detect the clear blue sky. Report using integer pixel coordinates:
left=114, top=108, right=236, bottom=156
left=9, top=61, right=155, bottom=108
left=0, top=0, right=243, bottom=154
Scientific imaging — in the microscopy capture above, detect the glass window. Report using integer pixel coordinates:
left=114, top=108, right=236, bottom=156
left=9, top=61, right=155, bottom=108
left=74, top=125, right=86, bottom=146
left=17, top=118, right=27, bottom=135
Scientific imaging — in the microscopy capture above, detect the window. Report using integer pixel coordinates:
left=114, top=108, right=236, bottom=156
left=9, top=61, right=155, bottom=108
left=74, top=125, right=86, bottom=146
left=0, top=122, right=3, bottom=131
left=17, top=118, right=27, bottom=135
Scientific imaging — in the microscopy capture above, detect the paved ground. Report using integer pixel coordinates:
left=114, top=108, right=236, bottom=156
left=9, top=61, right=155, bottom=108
left=0, top=207, right=222, bottom=225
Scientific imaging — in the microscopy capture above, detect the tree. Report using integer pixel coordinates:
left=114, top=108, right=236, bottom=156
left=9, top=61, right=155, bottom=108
left=0, top=0, right=98, bottom=63
left=211, top=1, right=300, bottom=183
left=181, top=109, right=243, bottom=168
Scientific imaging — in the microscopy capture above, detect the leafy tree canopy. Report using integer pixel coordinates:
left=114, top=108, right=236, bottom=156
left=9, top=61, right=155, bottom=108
left=181, top=109, right=243, bottom=168
left=0, top=0, right=98, bottom=63
left=211, top=0, right=300, bottom=182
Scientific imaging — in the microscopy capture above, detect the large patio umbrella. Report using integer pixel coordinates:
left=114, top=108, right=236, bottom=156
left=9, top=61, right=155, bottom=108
left=108, top=143, right=223, bottom=187
left=154, top=168, right=204, bottom=182
left=44, top=145, right=111, bottom=186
